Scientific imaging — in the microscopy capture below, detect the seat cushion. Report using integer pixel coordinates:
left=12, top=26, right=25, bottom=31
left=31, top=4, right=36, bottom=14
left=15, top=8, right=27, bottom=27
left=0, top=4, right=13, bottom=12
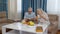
left=48, top=26, right=54, bottom=32
left=0, top=18, right=14, bottom=23
left=48, top=21, right=58, bottom=32
left=50, top=21, right=58, bottom=27
left=48, top=15, right=58, bottom=22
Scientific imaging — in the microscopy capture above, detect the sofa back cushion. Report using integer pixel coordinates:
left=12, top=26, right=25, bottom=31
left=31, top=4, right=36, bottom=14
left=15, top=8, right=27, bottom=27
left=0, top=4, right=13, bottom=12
left=48, top=15, right=58, bottom=21
left=48, top=14, right=58, bottom=26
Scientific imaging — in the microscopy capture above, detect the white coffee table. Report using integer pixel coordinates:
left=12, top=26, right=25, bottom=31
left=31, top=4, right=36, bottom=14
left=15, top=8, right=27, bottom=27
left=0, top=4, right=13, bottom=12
left=2, top=22, right=49, bottom=34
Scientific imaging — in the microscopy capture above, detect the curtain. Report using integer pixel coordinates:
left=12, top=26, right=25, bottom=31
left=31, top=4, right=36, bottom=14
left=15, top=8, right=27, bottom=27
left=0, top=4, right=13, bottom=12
left=37, top=0, right=47, bottom=12
left=22, top=0, right=47, bottom=19
left=31, top=0, right=34, bottom=12
left=42, top=0, right=47, bottom=12
left=0, top=0, right=7, bottom=11
left=31, top=0, right=47, bottom=12
left=22, top=0, right=30, bottom=19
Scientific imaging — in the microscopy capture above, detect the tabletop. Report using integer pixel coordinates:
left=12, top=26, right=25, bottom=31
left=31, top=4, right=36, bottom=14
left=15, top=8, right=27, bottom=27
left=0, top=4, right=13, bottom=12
left=2, top=22, right=49, bottom=33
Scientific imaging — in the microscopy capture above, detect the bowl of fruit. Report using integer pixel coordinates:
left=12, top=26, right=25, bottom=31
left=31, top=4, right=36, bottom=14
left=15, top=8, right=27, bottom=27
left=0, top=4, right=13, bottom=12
left=22, top=19, right=35, bottom=26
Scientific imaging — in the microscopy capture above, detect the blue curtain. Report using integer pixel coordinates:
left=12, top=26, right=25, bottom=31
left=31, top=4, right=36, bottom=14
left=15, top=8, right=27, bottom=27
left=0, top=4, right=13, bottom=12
left=31, top=0, right=34, bottom=12
left=31, top=0, right=47, bottom=12
left=22, top=0, right=30, bottom=19
left=22, top=0, right=47, bottom=19
left=42, top=0, right=47, bottom=12
left=0, top=0, right=7, bottom=11
left=37, top=0, right=47, bottom=12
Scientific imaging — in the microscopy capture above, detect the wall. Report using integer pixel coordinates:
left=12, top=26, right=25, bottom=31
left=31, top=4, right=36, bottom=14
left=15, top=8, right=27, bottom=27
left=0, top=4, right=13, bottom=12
left=47, top=0, right=58, bottom=14
left=57, top=0, right=60, bottom=29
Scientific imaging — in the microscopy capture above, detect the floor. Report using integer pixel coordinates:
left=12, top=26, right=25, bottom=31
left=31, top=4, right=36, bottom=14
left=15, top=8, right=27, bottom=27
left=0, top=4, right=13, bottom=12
left=57, top=30, right=60, bottom=34
left=0, top=31, right=60, bottom=34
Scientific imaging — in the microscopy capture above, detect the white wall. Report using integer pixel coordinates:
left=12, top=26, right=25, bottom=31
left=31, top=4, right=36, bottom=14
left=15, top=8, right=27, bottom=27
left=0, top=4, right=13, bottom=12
left=47, top=0, right=58, bottom=14
left=57, top=0, right=60, bottom=12
left=57, top=0, right=60, bottom=29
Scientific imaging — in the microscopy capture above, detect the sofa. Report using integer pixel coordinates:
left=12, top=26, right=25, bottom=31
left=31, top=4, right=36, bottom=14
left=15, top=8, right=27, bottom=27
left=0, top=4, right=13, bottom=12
left=0, top=12, right=14, bottom=34
left=48, top=14, right=58, bottom=34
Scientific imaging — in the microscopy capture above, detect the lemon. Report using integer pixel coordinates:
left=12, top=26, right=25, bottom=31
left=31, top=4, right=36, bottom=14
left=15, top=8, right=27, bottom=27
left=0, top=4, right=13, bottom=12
left=29, top=21, right=34, bottom=26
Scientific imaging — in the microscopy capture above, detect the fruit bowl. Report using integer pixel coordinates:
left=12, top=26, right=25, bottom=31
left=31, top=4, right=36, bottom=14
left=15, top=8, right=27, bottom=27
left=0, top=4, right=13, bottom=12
left=22, top=20, right=35, bottom=26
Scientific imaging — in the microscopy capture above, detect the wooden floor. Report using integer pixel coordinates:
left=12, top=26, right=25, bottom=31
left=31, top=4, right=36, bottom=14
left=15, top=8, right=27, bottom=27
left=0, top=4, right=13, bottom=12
left=0, top=31, right=60, bottom=34
left=57, top=30, right=60, bottom=34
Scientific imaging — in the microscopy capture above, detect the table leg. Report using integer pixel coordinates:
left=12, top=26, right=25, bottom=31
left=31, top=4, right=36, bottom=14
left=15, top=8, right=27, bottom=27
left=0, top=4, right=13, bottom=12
left=46, top=28, right=48, bottom=34
left=43, top=28, right=48, bottom=34
left=19, top=31, right=22, bottom=34
left=36, top=32, right=43, bottom=34
left=2, top=27, right=6, bottom=34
